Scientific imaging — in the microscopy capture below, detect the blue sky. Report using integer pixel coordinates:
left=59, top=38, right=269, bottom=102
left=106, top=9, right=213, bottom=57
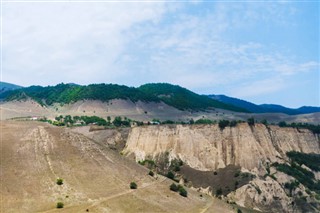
left=1, top=0, right=319, bottom=108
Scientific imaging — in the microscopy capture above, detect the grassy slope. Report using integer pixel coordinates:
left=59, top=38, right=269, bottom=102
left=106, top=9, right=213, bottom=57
left=0, top=121, right=235, bottom=213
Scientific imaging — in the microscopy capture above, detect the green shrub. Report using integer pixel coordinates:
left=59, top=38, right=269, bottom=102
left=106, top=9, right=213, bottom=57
left=247, top=117, right=255, bottom=126
left=229, top=120, right=238, bottom=127
left=167, top=171, right=175, bottom=180
left=284, top=180, right=300, bottom=195
left=195, top=119, right=214, bottom=124
left=56, top=178, right=63, bottom=185
left=178, top=186, right=188, bottom=197
left=216, top=188, right=222, bottom=196
left=170, top=183, right=179, bottom=192
left=148, top=170, right=154, bottom=177
left=130, top=182, right=137, bottom=189
left=56, top=202, right=64, bottom=208
left=218, top=120, right=230, bottom=130
left=287, top=151, right=320, bottom=172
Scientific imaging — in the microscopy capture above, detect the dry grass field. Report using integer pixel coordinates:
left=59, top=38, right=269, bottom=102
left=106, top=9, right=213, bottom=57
left=0, top=121, right=235, bottom=213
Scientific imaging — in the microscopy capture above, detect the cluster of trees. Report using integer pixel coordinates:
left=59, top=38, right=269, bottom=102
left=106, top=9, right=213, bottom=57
left=2, top=83, right=247, bottom=112
left=272, top=151, right=320, bottom=193
left=138, top=83, right=247, bottom=112
left=4, top=83, right=159, bottom=106
left=49, top=115, right=132, bottom=127
left=277, top=121, right=320, bottom=134
left=169, top=183, right=188, bottom=197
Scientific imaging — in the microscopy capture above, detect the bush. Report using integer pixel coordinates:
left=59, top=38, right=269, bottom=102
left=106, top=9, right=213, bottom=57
left=219, top=120, right=230, bottom=130
left=170, top=183, right=179, bottom=192
left=148, top=170, right=154, bottom=177
left=167, top=171, right=175, bottom=180
left=130, top=182, right=137, bottom=189
left=278, top=121, right=287, bottom=127
left=216, top=188, right=223, bottom=196
left=247, top=117, right=255, bottom=126
left=286, top=151, right=320, bottom=172
left=56, top=178, right=63, bottom=185
left=229, top=120, right=237, bottom=127
left=56, top=202, right=64, bottom=208
left=178, top=186, right=188, bottom=197
left=195, top=119, right=214, bottom=124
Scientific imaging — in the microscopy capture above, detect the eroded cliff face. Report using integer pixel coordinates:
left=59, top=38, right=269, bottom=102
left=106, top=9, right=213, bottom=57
left=124, top=123, right=320, bottom=171
left=124, top=123, right=320, bottom=212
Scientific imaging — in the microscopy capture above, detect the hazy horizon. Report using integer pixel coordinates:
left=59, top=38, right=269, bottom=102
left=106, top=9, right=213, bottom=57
left=2, top=1, right=319, bottom=108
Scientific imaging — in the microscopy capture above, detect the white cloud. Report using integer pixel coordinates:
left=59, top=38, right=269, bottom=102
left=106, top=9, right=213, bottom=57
left=2, top=1, right=318, bottom=105
left=2, top=2, right=168, bottom=86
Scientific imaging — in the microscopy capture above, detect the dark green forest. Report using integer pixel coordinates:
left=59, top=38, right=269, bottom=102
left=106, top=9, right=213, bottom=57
left=0, top=83, right=247, bottom=112
left=138, top=83, right=247, bottom=112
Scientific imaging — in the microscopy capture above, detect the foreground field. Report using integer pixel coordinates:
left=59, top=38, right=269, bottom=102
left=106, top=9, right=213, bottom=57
left=0, top=121, right=235, bottom=213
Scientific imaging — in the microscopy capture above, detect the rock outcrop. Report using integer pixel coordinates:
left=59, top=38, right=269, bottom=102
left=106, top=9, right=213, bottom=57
left=124, top=123, right=320, bottom=171
left=124, top=123, right=320, bottom=212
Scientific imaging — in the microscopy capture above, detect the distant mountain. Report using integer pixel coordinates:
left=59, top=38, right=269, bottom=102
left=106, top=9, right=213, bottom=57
left=259, top=104, right=298, bottom=115
left=0, top=83, right=248, bottom=112
left=208, top=95, right=266, bottom=113
left=209, top=95, right=320, bottom=115
left=138, top=83, right=248, bottom=112
left=297, top=106, right=320, bottom=114
left=0, top=82, right=22, bottom=94
left=0, top=83, right=159, bottom=105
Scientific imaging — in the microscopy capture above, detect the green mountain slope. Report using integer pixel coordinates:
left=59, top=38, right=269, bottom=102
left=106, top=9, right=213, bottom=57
left=209, top=95, right=320, bottom=115
left=0, top=81, right=22, bottom=94
left=1, top=83, right=159, bottom=105
left=138, top=83, right=248, bottom=112
left=1, top=83, right=248, bottom=112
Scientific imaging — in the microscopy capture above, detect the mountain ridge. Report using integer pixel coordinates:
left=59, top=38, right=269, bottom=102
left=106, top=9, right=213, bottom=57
left=209, top=94, right=320, bottom=115
left=0, top=83, right=248, bottom=112
left=1, top=81, right=318, bottom=115
left=0, top=81, right=23, bottom=95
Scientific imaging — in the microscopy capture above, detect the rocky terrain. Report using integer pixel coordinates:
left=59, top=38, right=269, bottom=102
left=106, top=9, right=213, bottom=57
left=123, top=123, right=320, bottom=212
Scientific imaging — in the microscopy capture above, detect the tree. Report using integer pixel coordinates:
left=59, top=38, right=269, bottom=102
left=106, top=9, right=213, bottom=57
left=178, top=185, right=188, bottom=197
left=56, top=178, right=63, bottom=185
left=170, top=183, right=178, bottom=192
left=113, top=116, right=122, bottom=127
left=219, top=120, right=230, bottom=130
left=278, top=121, right=287, bottom=127
left=56, top=202, right=64, bottom=208
left=189, top=119, right=194, bottom=124
left=216, top=188, right=222, bottom=196
left=167, top=171, right=175, bottom=180
left=247, top=117, right=255, bottom=126
left=148, top=170, right=154, bottom=177
left=261, top=119, right=268, bottom=126
left=130, top=182, right=137, bottom=189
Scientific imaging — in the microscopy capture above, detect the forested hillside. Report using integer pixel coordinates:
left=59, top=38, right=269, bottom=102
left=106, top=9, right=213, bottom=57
left=0, top=83, right=247, bottom=112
